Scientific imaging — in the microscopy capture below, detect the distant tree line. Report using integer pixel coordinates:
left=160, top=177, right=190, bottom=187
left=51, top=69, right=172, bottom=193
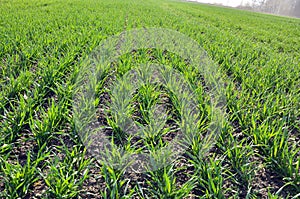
left=238, top=0, right=300, bottom=18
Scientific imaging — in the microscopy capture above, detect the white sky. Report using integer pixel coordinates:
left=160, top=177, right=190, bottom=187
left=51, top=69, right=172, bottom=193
left=190, top=0, right=252, bottom=7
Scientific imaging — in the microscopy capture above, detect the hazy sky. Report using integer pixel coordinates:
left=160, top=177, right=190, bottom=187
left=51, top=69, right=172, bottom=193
left=190, top=0, right=252, bottom=7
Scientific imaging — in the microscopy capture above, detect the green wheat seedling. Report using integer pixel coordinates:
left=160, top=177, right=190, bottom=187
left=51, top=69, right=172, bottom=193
left=269, top=130, right=300, bottom=191
left=224, top=135, right=256, bottom=187
left=193, top=156, right=225, bottom=198
left=29, top=99, right=68, bottom=148
left=0, top=70, right=33, bottom=114
left=41, top=146, right=90, bottom=198
left=1, top=94, right=34, bottom=148
left=140, top=165, right=195, bottom=199
left=135, top=84, right=161, bottom=124
left=100, top=161, right=134, bottom=199
left=106, top=72, right=136, bottom=144
left=0, top=147, right=49, bottom=198
left=137, top=105, right=170, bottom=150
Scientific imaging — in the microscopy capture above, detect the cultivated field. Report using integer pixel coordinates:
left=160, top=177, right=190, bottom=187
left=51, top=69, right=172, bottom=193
left=0, top=0, right=299, bottom=198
